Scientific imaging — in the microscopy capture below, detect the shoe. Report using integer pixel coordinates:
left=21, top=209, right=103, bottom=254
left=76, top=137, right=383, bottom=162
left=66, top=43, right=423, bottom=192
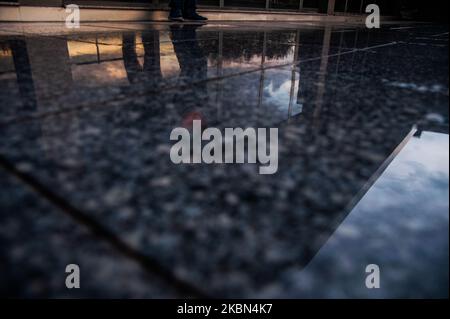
left=183, top=12, right=208, bottom=21
left=169, top=9, right=184, bottom=22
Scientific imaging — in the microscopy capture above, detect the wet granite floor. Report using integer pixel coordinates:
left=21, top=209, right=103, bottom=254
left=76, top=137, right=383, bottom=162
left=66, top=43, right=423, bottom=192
left=0, top=21, right=448, bottom=298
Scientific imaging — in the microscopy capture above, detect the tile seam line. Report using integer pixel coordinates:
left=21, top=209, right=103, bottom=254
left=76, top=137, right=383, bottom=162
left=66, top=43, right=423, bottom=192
left=82, top=22, right=340, bottom=32
left=0, top=155, right=212, bottom=299
left=0, top=41, right=398, bottom=127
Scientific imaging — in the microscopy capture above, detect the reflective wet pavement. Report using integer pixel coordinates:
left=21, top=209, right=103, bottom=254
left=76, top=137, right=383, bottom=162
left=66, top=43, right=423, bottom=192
left=0, top=21, right=448, bottom=298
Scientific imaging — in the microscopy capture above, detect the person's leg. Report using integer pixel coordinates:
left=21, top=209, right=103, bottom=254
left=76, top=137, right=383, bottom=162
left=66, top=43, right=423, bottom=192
left=142, top=31, right=163, bottom=81
left=169, top=0, right=184, bottom=21
left=183, top=0, right=208, bottom=21
left=122, top=33, right=142, bottom=84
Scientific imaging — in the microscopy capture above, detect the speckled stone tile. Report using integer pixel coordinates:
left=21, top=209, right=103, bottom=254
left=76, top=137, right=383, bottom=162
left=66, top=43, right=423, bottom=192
left=0, top=170, right=180, bottom=298
left=0, top=22, right=448, bottom=298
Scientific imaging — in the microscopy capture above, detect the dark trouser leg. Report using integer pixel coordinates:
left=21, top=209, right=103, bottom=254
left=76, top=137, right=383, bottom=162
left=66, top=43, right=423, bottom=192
left=122, top=33, right=141, bottom=84
left=142, top=31, right=163, bottom=81
left=183, top=0, right=197, bottom=16
left=169, top=0, right=184, bottom=20
left=169, top=0, right=183, bottom=11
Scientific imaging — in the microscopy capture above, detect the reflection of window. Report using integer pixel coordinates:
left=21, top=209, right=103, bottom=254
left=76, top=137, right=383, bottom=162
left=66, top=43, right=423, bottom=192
left=67, top=35, right=140, bottom=87
left=160, top=33, right=181, bottom=78
left=0, top=43, right=14, bottom=74
left=0, top=43, right=16, bottom=85
left=67, top=35, right=139, bottom=64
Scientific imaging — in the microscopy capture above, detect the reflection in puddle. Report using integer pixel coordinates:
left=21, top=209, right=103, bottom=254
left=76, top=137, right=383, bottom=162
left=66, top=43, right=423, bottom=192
left=72, top=61, right=129, bottom=87
left=295, top=131, right=449, bottom=298
left=264, top=69, right=302, bottom=117
left=0, top=28, right=307, bottom=116
left=0, top=24, right=448, bottom=297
